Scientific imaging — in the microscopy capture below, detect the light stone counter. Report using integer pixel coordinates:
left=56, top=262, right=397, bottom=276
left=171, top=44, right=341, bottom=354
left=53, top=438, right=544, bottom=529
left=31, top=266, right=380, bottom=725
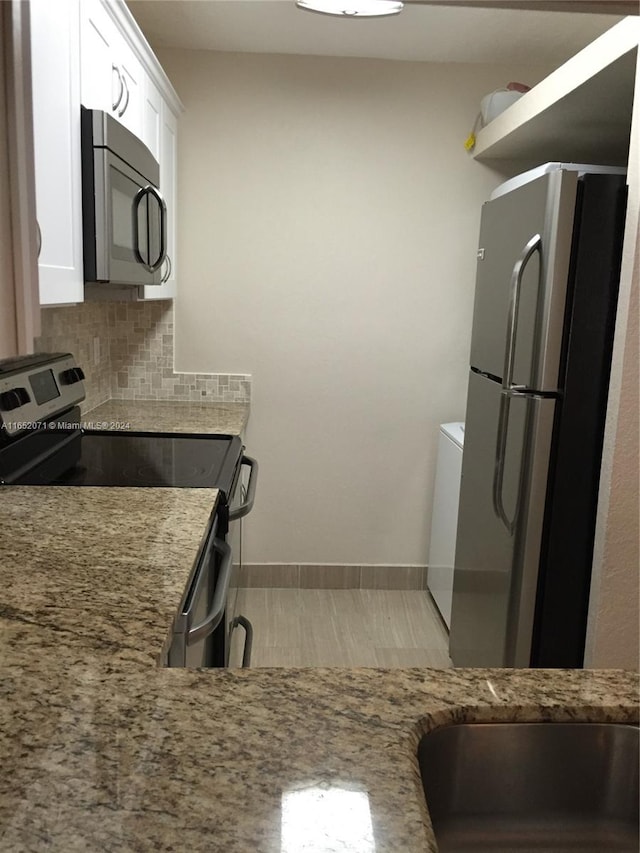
left=0, top=487, right=218, bottom=667
left=82, top=399, right=249, bottom=435
left=0, top=488, right=638, bottom=852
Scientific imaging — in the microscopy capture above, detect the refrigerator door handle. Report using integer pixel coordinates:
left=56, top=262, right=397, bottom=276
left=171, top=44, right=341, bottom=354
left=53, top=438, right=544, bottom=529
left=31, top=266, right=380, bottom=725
left=493, top=388, right=528, bottom=534
left=494, top=234, right=542, bottom=532
left=503, top=234, right=542, bottom=391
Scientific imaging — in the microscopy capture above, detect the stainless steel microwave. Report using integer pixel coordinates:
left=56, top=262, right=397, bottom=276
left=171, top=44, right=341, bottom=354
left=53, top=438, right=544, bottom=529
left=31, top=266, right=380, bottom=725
left=81, top=107, right=166, bottom=286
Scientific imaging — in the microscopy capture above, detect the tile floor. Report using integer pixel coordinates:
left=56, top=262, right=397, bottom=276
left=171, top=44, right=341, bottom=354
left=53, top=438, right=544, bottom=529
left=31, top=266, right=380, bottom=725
left=235, top=588, right=452, bottom=668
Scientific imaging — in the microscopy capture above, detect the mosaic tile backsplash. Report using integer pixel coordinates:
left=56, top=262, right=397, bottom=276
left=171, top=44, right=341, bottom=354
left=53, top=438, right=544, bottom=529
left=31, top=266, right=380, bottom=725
left=36, top=301, right=251, bottom=414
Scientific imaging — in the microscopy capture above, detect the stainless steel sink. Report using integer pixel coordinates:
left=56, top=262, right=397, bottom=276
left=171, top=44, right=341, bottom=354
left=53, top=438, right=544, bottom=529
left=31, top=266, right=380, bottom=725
left=418, top=722, right=639, bottom=852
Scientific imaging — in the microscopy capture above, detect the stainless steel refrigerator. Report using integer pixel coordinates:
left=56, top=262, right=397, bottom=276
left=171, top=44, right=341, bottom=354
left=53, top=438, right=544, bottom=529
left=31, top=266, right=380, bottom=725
left=449, top=163, right=627, bottom=669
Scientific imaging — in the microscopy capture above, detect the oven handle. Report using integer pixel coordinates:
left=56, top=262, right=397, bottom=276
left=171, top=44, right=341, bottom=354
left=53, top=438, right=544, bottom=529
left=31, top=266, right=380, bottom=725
left=231, top=615, right=253, bottom=667
left=228, top=456, right=258, bottom=521
left=186, top=538, right=232, bottom=646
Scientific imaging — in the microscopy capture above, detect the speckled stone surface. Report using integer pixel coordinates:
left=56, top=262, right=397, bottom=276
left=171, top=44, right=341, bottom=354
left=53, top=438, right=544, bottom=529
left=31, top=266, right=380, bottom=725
left=0, top=487, right=218, bottom=667
left=82, top=399, right=249, bottom=435
left=0, top=489, right=638, bottom=852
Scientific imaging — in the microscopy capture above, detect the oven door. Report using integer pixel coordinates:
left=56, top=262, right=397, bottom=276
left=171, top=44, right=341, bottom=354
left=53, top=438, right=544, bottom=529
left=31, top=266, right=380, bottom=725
left=168, top=516, right=233, bottom=668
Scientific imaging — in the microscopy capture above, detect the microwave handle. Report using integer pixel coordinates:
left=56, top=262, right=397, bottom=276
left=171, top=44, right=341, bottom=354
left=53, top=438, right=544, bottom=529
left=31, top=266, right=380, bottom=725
left=132, top=186, right=167, bottom=273
left=133, top=186, right=150, bottom=269
left=147, top=186, right=167, bottom=273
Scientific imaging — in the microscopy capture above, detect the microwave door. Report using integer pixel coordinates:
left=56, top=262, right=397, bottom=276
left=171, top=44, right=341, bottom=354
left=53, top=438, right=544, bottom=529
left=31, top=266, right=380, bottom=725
left=100, top=151, right=160, bottom=285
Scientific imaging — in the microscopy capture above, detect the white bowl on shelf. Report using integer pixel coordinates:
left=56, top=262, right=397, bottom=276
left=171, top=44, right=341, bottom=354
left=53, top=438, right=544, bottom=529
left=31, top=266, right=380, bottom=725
left=480, top=90, right=523, bottom=126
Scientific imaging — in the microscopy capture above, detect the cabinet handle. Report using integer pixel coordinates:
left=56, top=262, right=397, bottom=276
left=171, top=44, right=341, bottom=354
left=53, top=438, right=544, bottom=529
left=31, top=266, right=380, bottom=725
left=117, top=76, right=130, bottom=117
left=36, top=220, right=42, bottom=259
left=161, top=253, right=172, bottom=284
left=112, top=64, right=124, bottom=111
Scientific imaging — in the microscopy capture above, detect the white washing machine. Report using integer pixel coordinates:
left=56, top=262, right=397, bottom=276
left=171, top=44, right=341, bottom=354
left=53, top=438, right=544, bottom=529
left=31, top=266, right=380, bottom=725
left=427, top=422, right=464, bottom=630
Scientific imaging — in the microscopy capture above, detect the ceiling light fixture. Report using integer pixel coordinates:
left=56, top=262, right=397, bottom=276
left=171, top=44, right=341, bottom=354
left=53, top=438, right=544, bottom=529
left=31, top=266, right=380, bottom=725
left=296, top=0, right=404, bottom=18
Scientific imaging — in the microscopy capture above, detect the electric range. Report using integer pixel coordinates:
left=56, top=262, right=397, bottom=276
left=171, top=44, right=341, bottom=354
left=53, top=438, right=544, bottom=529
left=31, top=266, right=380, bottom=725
left=0, top=352, right=257, bottom=667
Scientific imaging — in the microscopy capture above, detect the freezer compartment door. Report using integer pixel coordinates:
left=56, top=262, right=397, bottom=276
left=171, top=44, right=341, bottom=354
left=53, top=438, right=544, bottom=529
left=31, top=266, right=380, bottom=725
left=449, top=371, right=556, bottom=667
left=470, top=170, right=578, bottom=392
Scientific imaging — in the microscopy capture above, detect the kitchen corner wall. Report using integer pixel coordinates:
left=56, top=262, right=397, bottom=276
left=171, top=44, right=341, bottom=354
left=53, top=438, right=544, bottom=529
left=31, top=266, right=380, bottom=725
left=36, top=300, right=251, bottom=413
left=159, top=49, right=552, bottom=567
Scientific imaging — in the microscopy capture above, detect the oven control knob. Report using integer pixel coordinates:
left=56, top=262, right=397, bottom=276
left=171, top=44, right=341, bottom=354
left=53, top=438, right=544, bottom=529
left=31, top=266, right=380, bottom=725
left=0, top=387, right=29, bottom=410
left=15, top=387, right=31, bottom=406
left=59, top=367, right=85, bottom=385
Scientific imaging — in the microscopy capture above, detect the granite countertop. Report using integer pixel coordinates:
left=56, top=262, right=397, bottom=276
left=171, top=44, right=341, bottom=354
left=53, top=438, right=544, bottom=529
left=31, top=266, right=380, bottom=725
left=0, top=488, right=638, bottom=852
left=0, top=486, right=218, bottom=667
left=82, top=399, right=249, bottom=435
left=0, top=662, right=636, bottom=852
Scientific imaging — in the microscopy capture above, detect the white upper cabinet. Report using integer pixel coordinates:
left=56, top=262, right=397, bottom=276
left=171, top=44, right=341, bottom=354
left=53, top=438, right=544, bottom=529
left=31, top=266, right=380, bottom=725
left=80, top=0, right=143, bottom=137
left=141, top=76, right=162, bottom=160
left=82, top=0, right=183, bottom=301
left=115, top=39, right=144, bottom=137
left=143, top=100, right=178, bottom=300
left=30, top=0, right=84, bottom=306
left=30, top=0, right=183, bottom=306
left=161, top=104, right=178, bottom=298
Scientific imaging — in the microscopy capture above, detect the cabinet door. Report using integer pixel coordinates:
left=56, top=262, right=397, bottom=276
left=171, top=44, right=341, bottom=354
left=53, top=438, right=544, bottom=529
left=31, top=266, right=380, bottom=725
left=80, top=0, right=119, bottom=114
left=142, top=102, right=177, bottom=300
left=80, top=0, right=142, bottom=137
left=31, top=0, right=84, bottom=305
left=141, top=76, right=161, bottom=160
left=115, top=39, right=143, bottom=138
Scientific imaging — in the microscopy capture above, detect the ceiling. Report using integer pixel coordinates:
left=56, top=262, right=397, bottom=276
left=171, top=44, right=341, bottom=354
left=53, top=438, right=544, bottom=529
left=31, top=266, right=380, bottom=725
left=127, top=0, right=624, bottom=66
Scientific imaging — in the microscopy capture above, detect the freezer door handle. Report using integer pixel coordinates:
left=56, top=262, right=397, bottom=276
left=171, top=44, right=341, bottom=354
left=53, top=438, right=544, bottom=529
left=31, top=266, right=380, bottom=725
left=503, top=234, right=542, bottom=391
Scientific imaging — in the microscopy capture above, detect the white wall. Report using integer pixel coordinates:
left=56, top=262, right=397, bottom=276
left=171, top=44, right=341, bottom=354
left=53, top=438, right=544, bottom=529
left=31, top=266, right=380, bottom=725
left=0, top=3, right=41, bottom=358
left=584, top=50, right=640, bottom=670
left=159, top=49, right=550, bottom=565
left=584, top=267, right=638, bottom=669
left=0, top=9, right=19, bottom=358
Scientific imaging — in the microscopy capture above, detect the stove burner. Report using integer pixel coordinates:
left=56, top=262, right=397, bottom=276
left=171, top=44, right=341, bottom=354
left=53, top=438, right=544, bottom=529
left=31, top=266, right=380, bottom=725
left=131, top=462, right=210, bottom=483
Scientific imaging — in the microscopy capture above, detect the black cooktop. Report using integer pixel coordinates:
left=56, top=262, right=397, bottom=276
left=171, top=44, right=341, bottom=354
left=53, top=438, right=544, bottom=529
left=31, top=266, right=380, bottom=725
left=9, top=430, right=243, bottom=501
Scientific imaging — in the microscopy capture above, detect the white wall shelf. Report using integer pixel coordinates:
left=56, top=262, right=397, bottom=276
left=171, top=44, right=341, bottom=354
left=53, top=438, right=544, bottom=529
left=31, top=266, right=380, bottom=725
left=472, top=16, right=639, bottom=165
